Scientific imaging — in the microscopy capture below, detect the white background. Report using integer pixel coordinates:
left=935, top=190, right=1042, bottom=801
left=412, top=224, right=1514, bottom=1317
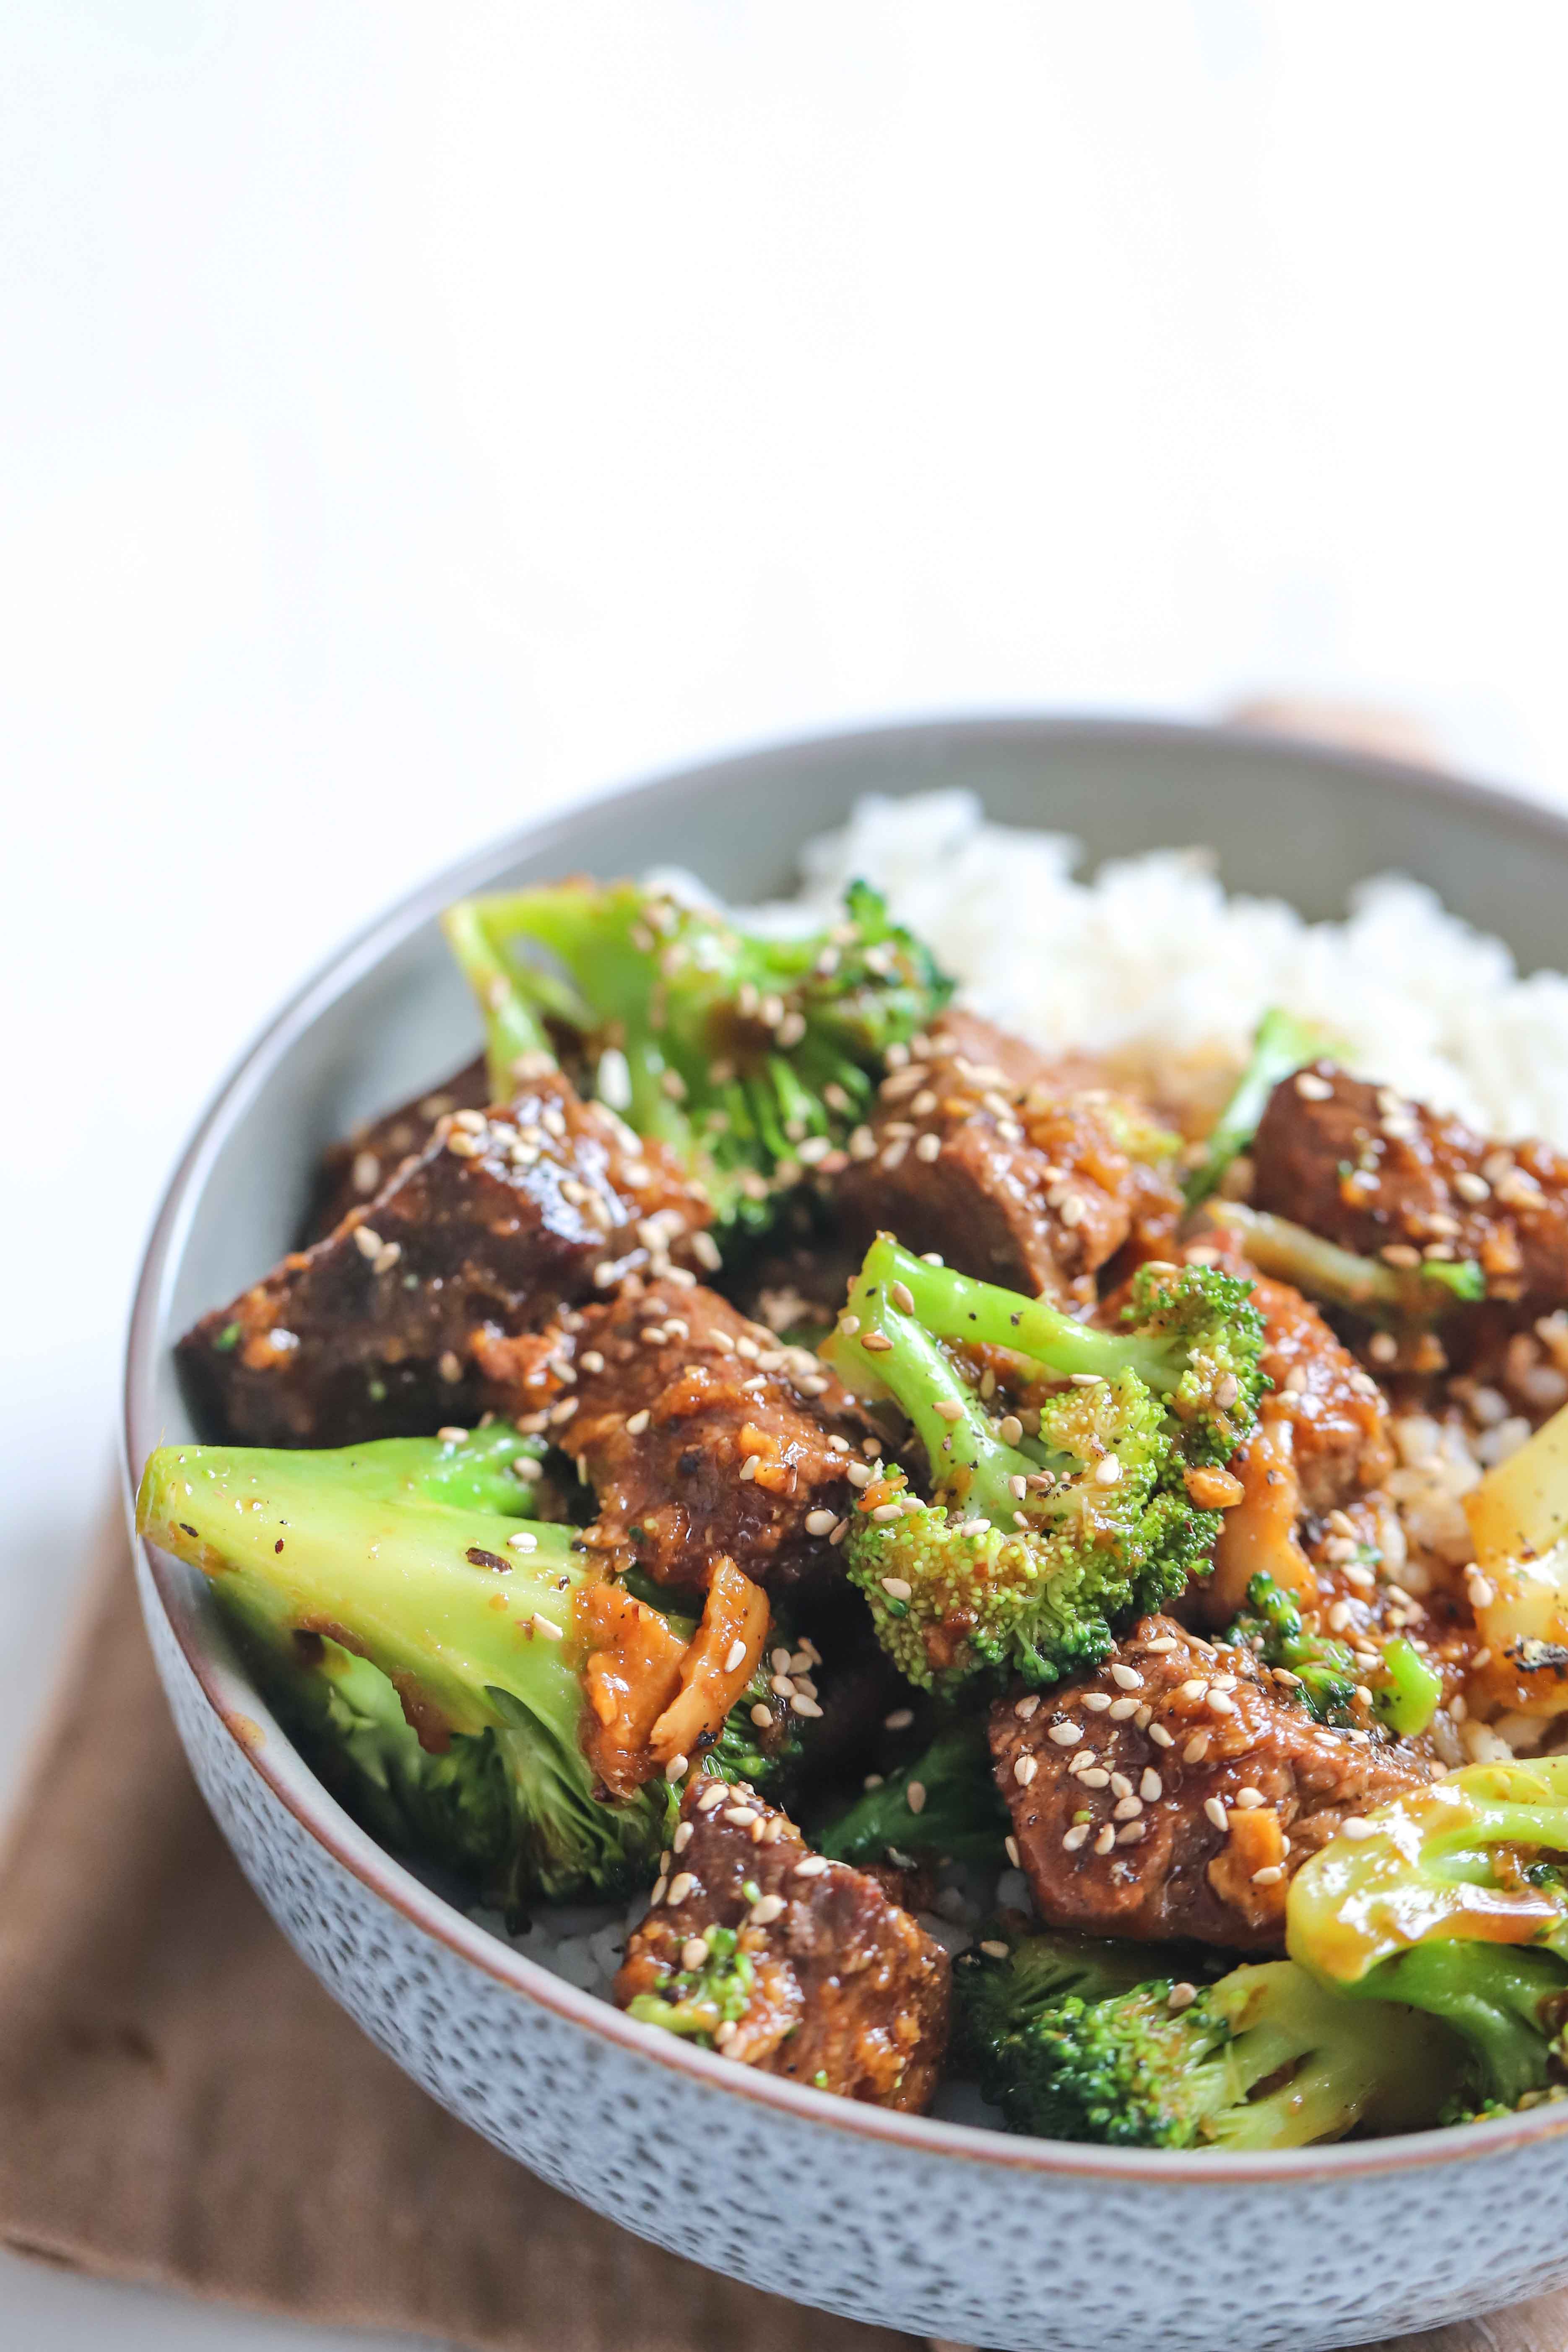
left=3, top=5, right=1568, bottom=2344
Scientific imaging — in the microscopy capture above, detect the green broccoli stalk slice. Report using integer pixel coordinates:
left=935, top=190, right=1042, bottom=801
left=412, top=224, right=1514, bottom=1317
left=1374, top=1635, right=1444, bottom=1738
left=814, top=1722, right=1009, bottom=1867
left=137, top=1434, right=678, bottom=1912
left=1183, top=1009, right=1342, bottom=1210
left=440, top=876, right=953, bottom=1239
left=818, top=1237, right=1263, bottom=1689
left=1289, top=1759, right=1568, bottom=2110
left=976, top=1961, right=1462, bottom=2148
left=1201, top=1200, right=1485, bottom=1327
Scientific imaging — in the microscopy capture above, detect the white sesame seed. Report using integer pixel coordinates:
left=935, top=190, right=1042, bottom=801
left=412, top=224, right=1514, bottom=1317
left=354, top=1225, right=384, bottom=1259
left=1204, top=1797, right=1230, bottom=1833
left=869, top=1501, right=901, bottom=1524
left=1062, top=1824, right=1090, bottom=1852
left=1109, top=1772, right=1133, bottom=1799
left=1295, top=1072, right=1334, bottom=1101
left=1110, top=1663, right=1142, bottom=1691
left=1004, top=1835, right=1019, bottom=1868
left=1116, top=1821, right=1146, bottom=1845
left=889, top=1280, right=916, bottom=1314
left=1207, top=1690, right=1236, bottom=1716
left=648, top=1877, right=668, bottom=1907
left=1093, top=1455, right=1122, bottom=1488
left=1014, top=1755, right=1039, bottom=1786
left=803, top=1508, right=838, bottom=1537
left=749, top=1704, right=773, bottom=1728
left=750, top=1894, right=786, bottom=1926
left=672, top=1821, right=693, bottom=1852
left=1251, top=1865, right=1285, bottom=1886
left=714, top=2021, right=738, bottom=2048
left=790, top=1693, right=823, bottom=1717
left=1140, top=1769, right=1163, bottom=1802
left=720, top=1639, right=749, bottom=1676
left=1081, top=1692, right=1113, bottom=1714
left=1338, top=1816, right=1377, bottom=1840
left=1078, top=1767, right=1110, bottom=1789
left=1113, top=1795, right=1144, bottom=1822
left=884, top=1707, right=915, bottom=1730
left=1107, top=1696, right=1139, bottom=1720
left=906, top=1781, right=927, bottom=1815
left=528, top=1608, right=563, bottom=1639
left=1014, top=1694, right=1041, bottom=1720
left=1047, top=1722, right=1082, bottom=1746
left=1147, top=1722, right=1174, bottom=1749
left=681, top=1937, right=709, bottom=1970
left=625, top=1408, right=651, bottom=1436
left=1168, top=1981, right=1198, bottom=2012
left=663, top=1754, right=689, bottom=1782
left=1070, top=1372, right=1105, bottom=1387
left=667, top=1872, right=696, bottom=1905
left=697, top=1783, right=726, bottom=1813
left=1093, top=1825, right=1116, bottom=1856
left=723, top=1806, right=759, bottom=1826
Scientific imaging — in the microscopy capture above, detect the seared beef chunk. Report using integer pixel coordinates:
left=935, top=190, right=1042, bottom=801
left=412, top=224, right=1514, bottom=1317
left=989, top=1615, right=1433, bottom=1952
left=615, top=1777, right=950, bottom=2109
left=1253, top=1062, right=1568, bottom=1308
left=1246, top=1269, right=1394, bottom=1514
left=563, top=1282, right=873, bottom=1593
left=831, top=1012, right=1181, bottom=1304
left=179, top=1075, right=710, bottom=1446
left=306, top=1057, right=489, bottom=1242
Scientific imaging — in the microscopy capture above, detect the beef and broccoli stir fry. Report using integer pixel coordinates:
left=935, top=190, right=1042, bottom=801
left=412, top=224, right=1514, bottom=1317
left=140, top=874, right=1568, bottom=2144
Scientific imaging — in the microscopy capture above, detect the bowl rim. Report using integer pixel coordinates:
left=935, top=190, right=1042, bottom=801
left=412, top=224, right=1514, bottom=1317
left=124, top=708, right=1568, bottom=2189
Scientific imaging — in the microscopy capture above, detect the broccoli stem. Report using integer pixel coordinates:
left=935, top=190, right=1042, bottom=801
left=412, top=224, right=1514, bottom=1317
left=835, top=1233, right=1193, bottom=1399
left=814, top=1723, right=1008, bottom=1866
left=1373, top=1635, right=1443, bottom=1737
left=1183, top=1009, right=1340, bottom=1209
left=439, top=898, right=554, bottom=1100
left=1200, top=1201, right=1485, bottom=1326
left=828, top=1270, right=1036, bottom=1527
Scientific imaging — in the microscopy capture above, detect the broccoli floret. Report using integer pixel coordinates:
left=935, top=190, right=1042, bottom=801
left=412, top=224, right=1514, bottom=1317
left=1183, top=1009, right=1341, bottom=1210
left=815, top=1722, right=1009, bottom=1867
left=623, top=1922, right=755, bottom=2043
left=1221, top=1573, right=1442, bottom=1737
left=137, top=1432, right=722, bottom=1915
left=1220, top=1571, right=1360, bottom=1725
left=441, top=877, right=952, bottom=1241
left=978, top=1961, right=1460, bottom=2148
left=705, top=1652, right=805, bottom=1790
left=818, top=1236, right=1263, bottom=1689
left=1288, top=1757, right=1568, bottom=2110
left=954, top=1929, right=1168, bottom=2095
left=1201, top=1199, right=1485, bottom=1327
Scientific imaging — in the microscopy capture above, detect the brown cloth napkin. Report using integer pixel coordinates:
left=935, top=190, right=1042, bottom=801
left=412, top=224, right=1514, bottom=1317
left=0, top=1516, right=1560, bottom=2352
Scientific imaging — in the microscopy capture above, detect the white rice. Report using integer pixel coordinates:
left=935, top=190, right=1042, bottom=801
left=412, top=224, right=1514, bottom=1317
left=767, top=787, right=1568, bottom=1146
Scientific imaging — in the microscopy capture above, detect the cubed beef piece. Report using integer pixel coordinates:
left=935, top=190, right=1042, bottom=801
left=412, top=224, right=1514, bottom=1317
left=1252, top=1063, right=1568, bottom=1309
left=178, top=1075, right=710, bottom=1446
left=558, top=1282, right=874, bottom=1594
left=615, top=1777, right=950, bottom=2110
left=831, top=1012, right=1181, bottom=1304
left=1245, top=1268, right=1395, bottom=1515
left=306, top=1056, right=490, bottom=1241
left=988, top=1614, right=1433, bottom=1952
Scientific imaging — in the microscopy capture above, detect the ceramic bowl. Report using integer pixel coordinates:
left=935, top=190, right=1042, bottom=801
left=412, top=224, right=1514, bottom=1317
left=125, top=717, right=1568, bottom=2352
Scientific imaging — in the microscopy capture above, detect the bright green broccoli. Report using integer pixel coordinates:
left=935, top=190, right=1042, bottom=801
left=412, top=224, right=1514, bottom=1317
left=818, top=1236, right=1264, bottom=1690
left=137, top=1431, right=705, bottom=1918
left=623, top=1922, right=756, bottom=2044
left=973, top=1960, right=1461, bottom=2148
left=1220, top=1572, right=1442, bottom=1737
left=815, top=1722, right=1009, bottom=1867
left=1288, top=1758, right=1568, bottom=2112
left=1201, top=1199, right=1485, bottom=1327
left=954, top=1928, right=1172, bottom=2097
left=441, top=876, right=953, bottom=1239
left=1183, top=1009, right=1342, bottom=1209
left=1219, top=1570, right=1360, bottom=1725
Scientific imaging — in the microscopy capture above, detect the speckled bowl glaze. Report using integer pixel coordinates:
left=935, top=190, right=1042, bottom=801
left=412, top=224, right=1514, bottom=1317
left=126, top=718, right=1568, bottom=2352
